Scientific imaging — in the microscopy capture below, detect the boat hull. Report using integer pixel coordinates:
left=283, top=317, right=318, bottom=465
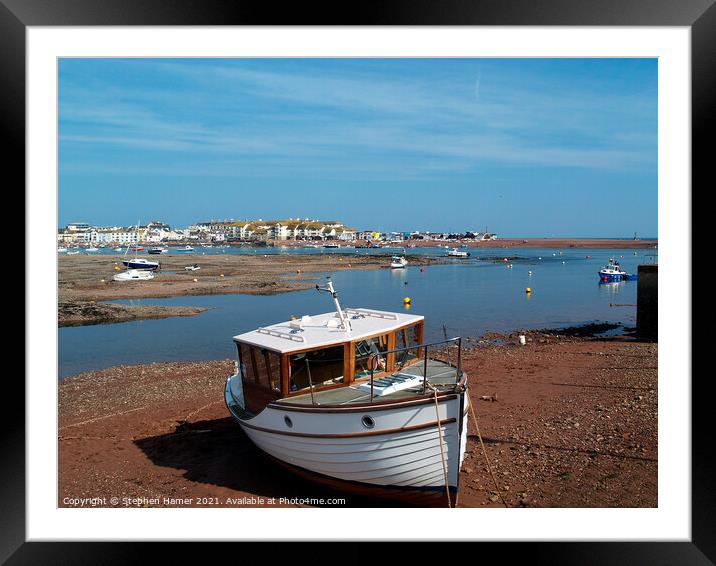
left=122, top=260, right=160, bottom=270
left=598, top=271, right=625, bottom=281
left=225, top=375, right=468, bottom=506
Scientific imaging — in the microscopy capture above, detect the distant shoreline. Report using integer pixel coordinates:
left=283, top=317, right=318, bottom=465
left=271, top=238, right=657, bottom=249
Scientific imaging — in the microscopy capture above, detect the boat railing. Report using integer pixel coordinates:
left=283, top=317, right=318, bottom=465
left=368, top=337, right=463, bottom=403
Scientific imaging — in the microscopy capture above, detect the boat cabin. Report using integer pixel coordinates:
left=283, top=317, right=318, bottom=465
left=233, top=308, right=425, bottom=414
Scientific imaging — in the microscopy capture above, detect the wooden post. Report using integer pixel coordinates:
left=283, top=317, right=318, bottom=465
left=280, top=354, right=290, bottom=396
left=416, top=321, right=425, bottom=358
left=344, top=342, right=355, bottom=384
left=386, top=332, right=396, bottom=372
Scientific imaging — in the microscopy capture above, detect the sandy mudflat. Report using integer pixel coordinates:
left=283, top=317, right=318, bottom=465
left=59, top=252, right=408, bottom=302
left=57, top=252, right=442, bottom=325
left=58, top=330, right=657, bottom=508
left=58, top=301, right=209, bottom=326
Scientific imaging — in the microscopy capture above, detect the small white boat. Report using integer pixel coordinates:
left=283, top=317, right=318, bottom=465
left=446, top=248, right=470, bottom=258
left=57, top=247, right=68, bottom=253
left=225, top=278, right=468, bottom=506
left=85, top=246, right=99, bottom=252
left=114, top=247, right=124, bottom=252
left=184, top=264, right=201, bottom=271
left=66, top=250, right=80, bottom=255
left=178, top=245, right=194, bottom=252
left=390, top=256, right=408, bottom=269
left=113, top=269, right=155, bottom=281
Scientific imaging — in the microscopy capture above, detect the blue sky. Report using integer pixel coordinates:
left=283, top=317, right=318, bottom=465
left=58, top=58, right=657, bottom=237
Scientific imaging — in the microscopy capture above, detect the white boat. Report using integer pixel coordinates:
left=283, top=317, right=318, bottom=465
left=178, top=245, right=194, bottom=252
left=66, top=250, right=80, bottom=255
left=57, top=247, right=68, bottom=253
left=225, top=278, right=468, bottom=506
left=184, top=264, right=201, bottom=271
left=85, top=246, right=99, bottom=252
left=390, top=256, right=408, bottom=269
left=113, top=269, right=155, bottom=281
left=446, top=248, right=470, bottom=258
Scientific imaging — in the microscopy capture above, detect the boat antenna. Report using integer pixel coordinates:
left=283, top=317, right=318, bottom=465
left=316, top=277, right=351, bottom=331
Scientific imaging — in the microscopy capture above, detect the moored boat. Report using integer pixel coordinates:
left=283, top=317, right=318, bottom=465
left=446, top=248, right=470, bottom=258
left=113, top=269, right=155, bottom=281
left=390, top=256, right=408, bottom=269
left=148, top=246, right=168, bottom=255
left=225, top=278, right=468, bottom=506
left=598, top=258, right=628, bottom=281
left=121, top=257, right=160, bottom=270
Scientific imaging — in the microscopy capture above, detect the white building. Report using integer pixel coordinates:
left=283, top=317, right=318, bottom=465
left=89, top=229, right=139, bottom=244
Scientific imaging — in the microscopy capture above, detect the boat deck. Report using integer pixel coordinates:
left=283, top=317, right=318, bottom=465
left=275, top=359, right=462, bottom=406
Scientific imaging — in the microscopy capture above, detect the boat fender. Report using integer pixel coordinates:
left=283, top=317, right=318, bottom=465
left=403, top=297, right=411, bottom=304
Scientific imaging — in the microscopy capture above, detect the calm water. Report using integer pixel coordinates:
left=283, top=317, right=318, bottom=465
left=58, top=247, right=655, bottom=380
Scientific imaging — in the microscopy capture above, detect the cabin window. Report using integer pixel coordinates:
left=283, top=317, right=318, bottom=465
left=288, top=345, right=345, bottom=391
left=395, top=324, right=421, bottom=368
left=238, top=343, right=256, bottom=382
left=238, top=343, right=281, bottom=392
left=354, top=333, right=389, bottom=379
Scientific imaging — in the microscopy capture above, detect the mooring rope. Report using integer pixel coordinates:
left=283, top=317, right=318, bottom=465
left=428, top=384, right=452, bottom=508
left=181, top=399, right=223, bottom=423
left=467, top=394, right=509, bottom=508
left=59, top=406, right=147, bottom=430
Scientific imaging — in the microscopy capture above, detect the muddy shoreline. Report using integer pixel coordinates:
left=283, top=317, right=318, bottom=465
left=58, top=301, right=210, bottom=327
left=59, top=331, right=657, bottom=508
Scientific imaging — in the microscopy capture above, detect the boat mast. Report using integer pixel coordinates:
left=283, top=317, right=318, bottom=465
left=316, top=277, right=351, bottom=332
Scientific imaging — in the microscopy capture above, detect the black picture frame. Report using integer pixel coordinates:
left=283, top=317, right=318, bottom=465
left=7, top=0, right=707, bottom=562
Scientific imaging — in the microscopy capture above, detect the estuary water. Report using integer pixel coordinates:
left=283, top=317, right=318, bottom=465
left=58, top=247, right=655, bottom=380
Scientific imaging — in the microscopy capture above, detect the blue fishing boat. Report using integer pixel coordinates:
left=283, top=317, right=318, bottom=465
left=598, top=258, right=627, bottom=281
